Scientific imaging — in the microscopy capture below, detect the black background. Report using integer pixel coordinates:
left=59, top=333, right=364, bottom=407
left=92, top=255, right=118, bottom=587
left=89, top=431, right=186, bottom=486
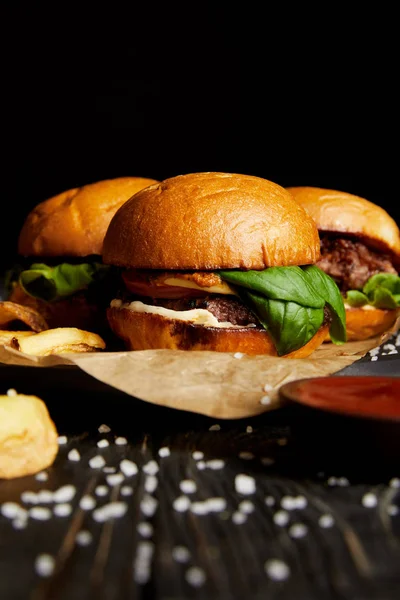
left=3, top=5, right=398, bottom=270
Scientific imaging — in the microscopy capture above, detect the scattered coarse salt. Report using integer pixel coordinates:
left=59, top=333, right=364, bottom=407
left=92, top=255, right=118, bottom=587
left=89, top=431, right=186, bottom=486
left=289, top=523, right=308, bottom=538
left=281, top=496, right=307, bottom=511
left=327, top=476, right=337, bottom=486
left=6, top=388, right=18, bottom=396
left=209, top=424, right=221, bottom=431
left=179, top=480, right=197, bottom=494
left=76, top=530, right=92, bottom=546
left=13, top=517, right=28, bottom=530
left=97, top=439, right=109, bottom=448
left=53, top=504, right=72, bottom=517
left=140, top=495, right=158, bottom=517
left=103, top=466, right=116, bottom=473
left=143, top=460, right=159, bottom=476
left=235, top=474, right=256, bottom=495
left=121, top=486, right=133, bottom=496
left=1, top=502, right=23, bottom=519
left=263, top=383, right=273, bottom=392
left=68, top=449, right=80, bottom=462
left=144, top=476, right=158, bottom=494
left=35, top=554, right=55, bottom=578
left=265, top=496, right=275, bottom=507
left=261, top=457, right=275, bottom=466
left=137, top=522, right=153, bottom=538
left=192, top=451, right=204, bottom=460
left=337, top=477, right=350, bottom=487
left=172, top=545, right=190, bottom=563
left=158, top=446, right=170, bottom=458
left=318, top=514, right=334, bottom=528
left=234, top=352, right=245, bottom=359
left=133, top=541, right=154, bottom=584
left=120, top=459, right=138, bottom=477
left=185, top=566, right=206, bottom=587
left=239, top=451, right=254, bottom=461
left=389, top=477, right=400, bottom=488
left=190, top=501, right=209, bottom=515
left=388, top=505, right=399, bottom=516
left=362, top=492, right=378, bottom=508
left=57, top=435, right=68, bottom=445
left=95, top=485, right=108, bottom=497
left=196, top=461, right=206, bottom=470
left=173, top=495, right=191, bottom=512
left=29, top=507, right=52, bottom=521
left=246, top=425, right=253, bottom=433
left=93, top=501, right=128, bottom=522
left=115, top=436, right=128, bottom=446
left=205, top=459, right=225, bottom=470
left=21, top=491, right=39, bottom=504
left=238, top=500, right=254, bottom=514
left=35, top=471, right=48, bottom=482
left=260, top=395, right=272, bottom=405
left=53, top=485, right=76, bottom=504
left=106, top=473, right=124, bottom=487
left=98, top=424, right=111, bottom=433
left=206, top=497, right=227, bottom=512
left=89, top=455, right=106, bottom=469
left=264, top=558, right=291, bottom=581
left=232, top=511, right=247, bottom=524
left=79, top=496, right=96, bottom=511
left=371, top=356, right=378, bottom=361
left=37, top=490, right=54, bottom=504
left=273, top=510, right=289, bottom=526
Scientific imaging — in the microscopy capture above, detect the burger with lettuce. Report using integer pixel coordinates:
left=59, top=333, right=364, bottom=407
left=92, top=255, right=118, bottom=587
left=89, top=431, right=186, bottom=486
left=6, top=176, right=159, bottom=336
left=102, top=172, right=347, bottom=356
left=288, top=186, right=400, bottom=340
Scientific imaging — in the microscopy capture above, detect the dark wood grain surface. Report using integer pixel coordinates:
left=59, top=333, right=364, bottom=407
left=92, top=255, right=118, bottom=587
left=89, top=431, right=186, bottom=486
left=1, top=333, right=399, bottom=600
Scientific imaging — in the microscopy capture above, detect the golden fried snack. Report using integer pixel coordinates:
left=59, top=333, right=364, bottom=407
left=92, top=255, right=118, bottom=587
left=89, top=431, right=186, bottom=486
left=0, top=393, right=58, bottom=479
left=9, top=327, right=106, bottom=356
left=0, top=301, right=49, bottom=332
left=0, top=330, right=35, bottom=345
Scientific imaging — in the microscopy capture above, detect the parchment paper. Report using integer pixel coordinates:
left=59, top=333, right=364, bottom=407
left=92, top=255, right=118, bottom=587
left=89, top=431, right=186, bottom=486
left=0, top=319, right=398, bottom=418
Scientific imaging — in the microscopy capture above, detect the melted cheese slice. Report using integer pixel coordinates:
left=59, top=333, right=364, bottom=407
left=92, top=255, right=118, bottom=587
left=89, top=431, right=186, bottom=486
left=110, top=299, right=255, bottom=328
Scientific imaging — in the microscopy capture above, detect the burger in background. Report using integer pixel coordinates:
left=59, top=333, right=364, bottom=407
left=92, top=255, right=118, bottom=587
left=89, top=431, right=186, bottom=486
left=288, top=186, right=400, bottom=340
left=6, top=176, right=159, bottom=338
left=102, top=172, right=347, bottom=357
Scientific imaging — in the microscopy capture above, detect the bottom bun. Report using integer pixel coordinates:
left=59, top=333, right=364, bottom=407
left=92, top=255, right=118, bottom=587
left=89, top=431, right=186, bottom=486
left=107, top=306, right=329, bottom=357
left=343, top=307, right=400, bottom=341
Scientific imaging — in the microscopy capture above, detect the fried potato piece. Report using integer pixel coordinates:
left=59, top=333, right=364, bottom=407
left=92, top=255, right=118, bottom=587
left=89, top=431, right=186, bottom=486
left=0, top=393, right=58, bottom=479
left=0, top=301, right=49, bottom=332
left=10, top=327, right=106, bottom=356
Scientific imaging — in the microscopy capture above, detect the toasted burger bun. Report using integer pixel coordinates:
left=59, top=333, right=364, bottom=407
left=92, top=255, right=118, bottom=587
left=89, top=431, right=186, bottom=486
left=103, top=172, right=329, bottom=355
left=287, top=186, right=400, bottom=263
left=103, top=172, right=321, bottom=269
left=18, top=176, right=160, bottom=257
left=343, top=306, right=400, bottom=341
left=107, top=305, right=330, bottom=357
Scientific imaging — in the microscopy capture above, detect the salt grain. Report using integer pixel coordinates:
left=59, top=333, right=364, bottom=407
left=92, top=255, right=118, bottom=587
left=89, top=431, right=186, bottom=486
left=261, top=457, right=275, bottom=466
left=37, top=490, right=53, bottom=503
left=106, top=473, right=124, bottom=487
left=205, top=459, right=225, bottom=470
left=265, top=496, right=275, bottom=507
left=137, top=522, right=153, bottom=538
left=133, top=541, right=154, bottom=584
left=79, top=496, right=96, bottom=510
left=209, top=424, right=221, bottom=431
left=318, top=514, right=334, bottom=528
left=1, top=502, right=22, bottom=519
left=115, top=436, right=128, bottom=445
left=98, top=424, right=111, bottom=433
left=173, top=496, right=191, bottom=513
left=57, top=435, right=68, bottom=445
left=21, top=491, right=39, bottom=504
left=89, top=455, right=106, bottom=469
left=239, top=500, right=254, bottom=514
left=185, top=566, right=206, bottom=587
left=263, top=383, right=273, bottom=392
left=190, top=501, right=209, bottom=515
left=143, top=460, right=159, bottom=476
left=207, top=497, right=227, bottom=512
left=29, top=507, right=52, bottom=521
left=273, top=510, right=289, bottom=526
left=246, top=426, right=253, bottom=433
left=264, top=558, right=290, bottom=581
left=76, top=530, right=92, bottom=546
left=239, top=451, right=255, bottom=460
left=68, top=449, right=80, bottom=462
left=260, top=395, right=271, bottom=405
left=179, top=480, right=197, bottom=494
left=95, top=485, right=108, bottom=497
left=97, top=439, right=109, bottom=448
left=35, top=471, right=48, bottom=482
left=140, top=495, right=158, bottom=517
left=192, top=451, right=204, bottom=460
left=232, top=511, right=247, bottom=524
left=35, top=554, right=55, bottom=578
left=93, top=501, right=128, bottom=522
left=389, top=477, right=400, bottom=488
left=144, top=476, right=158, bottom=494
left=289, top=523, right=308, bottom=538
left=53, top=504, right=72, bottom=517
left=120, top=459, right=138, bottom=477
left=7, top=388, right=18, bottom=396
left=235, top=474, right=256, bottom=495
left=362, top=492, right=378, bottom=508
left=121, top=486, right=133, bottom=496
left=172, top=545, right=190, bottom=563
left=234, top=352, right=245, bottom=359
left=388, top=505, right=399, bottom=516
left=158, top=446, right=170, bottom=458
left=53, top=485, right=76, bottom=503
left=196, top=461, right=206, bottom=470
left=103, top=467, right=116, bottom=473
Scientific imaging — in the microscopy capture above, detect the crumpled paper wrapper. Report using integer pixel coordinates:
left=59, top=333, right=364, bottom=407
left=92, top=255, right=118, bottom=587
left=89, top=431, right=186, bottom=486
left=1, top=320, right=398, bottom=419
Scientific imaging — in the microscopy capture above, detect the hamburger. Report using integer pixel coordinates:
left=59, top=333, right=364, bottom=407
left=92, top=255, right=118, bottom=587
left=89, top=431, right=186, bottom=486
left=102, top=172, right=347, bottom=356
left=7, top=176, right=159, bottom=337
left=287, top=186, right=400, bottom=340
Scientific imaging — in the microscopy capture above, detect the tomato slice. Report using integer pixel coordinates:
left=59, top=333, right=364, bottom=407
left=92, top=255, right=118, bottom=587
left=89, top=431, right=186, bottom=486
left=122, top=270, right=208, bottom=299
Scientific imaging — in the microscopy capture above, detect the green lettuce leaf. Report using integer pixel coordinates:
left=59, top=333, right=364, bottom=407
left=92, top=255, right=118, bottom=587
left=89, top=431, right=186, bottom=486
left=219, top=265, right=347, bottom=356
left=345, top=273, right=400, bottom=310
left=19, top=262, right=109, bottom=301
